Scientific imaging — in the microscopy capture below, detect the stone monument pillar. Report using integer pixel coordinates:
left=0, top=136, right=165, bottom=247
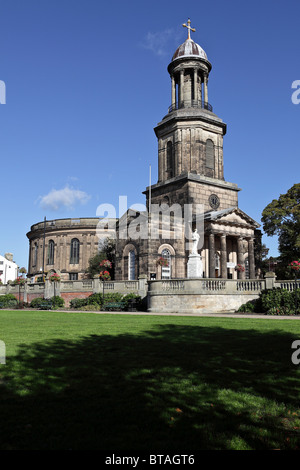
left=187, top=229, right=203, bottom=278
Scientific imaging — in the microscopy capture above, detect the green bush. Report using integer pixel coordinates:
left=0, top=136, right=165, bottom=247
left=237, top=301, right=256, bottom=313
left=122, top=293, right=143, bottom=309
left=69, top=298, right=89, bottom=309
left=0, top=294, right=18, bottom=308
left=260, top=289, right=283, bottom=312
left=267, top=306, right=295, bottom=316
left=260, top=288, right=297, bottom=315
left=69, top=293, right=146, bottom=311
left=102, top=293, right=123, bottom=305
left=80, top=304, right=100, bottom=311
left=87, top=293, right=103, bottom=306
left=30, top=297, right=44, bottom=309
left=50, top=296, right=65, bottom=309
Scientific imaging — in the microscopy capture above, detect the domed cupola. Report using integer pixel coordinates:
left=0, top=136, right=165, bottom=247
left=167, top=19, right=212, bottom=113
left=172, top=38, right=208, bottom=62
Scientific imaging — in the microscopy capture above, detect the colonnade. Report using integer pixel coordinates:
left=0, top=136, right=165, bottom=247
left=171, top=68, right=209, bottom=109
left=207, top=232, right=256, bottom=279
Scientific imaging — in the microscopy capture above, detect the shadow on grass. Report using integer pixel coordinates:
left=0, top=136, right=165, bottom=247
left=0, top=324, right=300, bottom=450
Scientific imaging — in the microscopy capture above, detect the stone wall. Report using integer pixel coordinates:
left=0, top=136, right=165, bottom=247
left=0, top=277, right=148, bottom=308
left=1, top=273, right=297, bottom=313
left=147, top=278, right=265, bottom=314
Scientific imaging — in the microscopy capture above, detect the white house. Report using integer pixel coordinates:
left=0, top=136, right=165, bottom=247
left=0, top=253, right=18, bottom=284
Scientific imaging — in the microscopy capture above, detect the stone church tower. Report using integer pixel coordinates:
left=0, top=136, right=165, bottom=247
left=115, top=19, right=260, bottom=281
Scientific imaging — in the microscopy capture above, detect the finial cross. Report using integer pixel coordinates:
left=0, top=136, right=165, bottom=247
left=182, top=18, right=195, bottom=40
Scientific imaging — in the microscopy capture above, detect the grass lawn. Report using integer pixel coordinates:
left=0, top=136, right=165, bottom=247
left=0, top=310, right=300, bottom=450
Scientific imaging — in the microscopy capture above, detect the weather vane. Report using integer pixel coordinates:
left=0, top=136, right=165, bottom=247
left=182, top=18, right=195, bottom=40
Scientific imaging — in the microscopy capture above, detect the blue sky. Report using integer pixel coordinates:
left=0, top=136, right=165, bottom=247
left=0, top=0, right=299, bottom=270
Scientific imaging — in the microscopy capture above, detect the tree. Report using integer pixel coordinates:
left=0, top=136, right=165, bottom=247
left=254, top=229, right=270, bottom=277
left=19, top=267, right=27, bottom=278
left=261, top=183, right=300, bottom=277
left=86, top=238, right=115, bottom=279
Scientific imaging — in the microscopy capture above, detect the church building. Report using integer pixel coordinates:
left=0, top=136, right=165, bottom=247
left=115, top=19, right=260, bottom=281
left=27, top=20, right=260, bottom=282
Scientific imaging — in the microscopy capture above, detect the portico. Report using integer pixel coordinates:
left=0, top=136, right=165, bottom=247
left=200, top=208, right=259, bottom=279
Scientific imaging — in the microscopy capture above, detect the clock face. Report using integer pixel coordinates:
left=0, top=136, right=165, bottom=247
left=209, top=194, right=220, bottom=210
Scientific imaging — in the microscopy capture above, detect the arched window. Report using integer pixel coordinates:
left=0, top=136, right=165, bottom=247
left=70, top=238, right=80, bottom=264
left=128, top=250, right=135, bottom=280
left=47, top=240, right=55, bottom=265
left=161, top=248, right=171, bottom=279
left=205, top=139, right=214, bottom=169
left=167, top=141, right=173, bottom=178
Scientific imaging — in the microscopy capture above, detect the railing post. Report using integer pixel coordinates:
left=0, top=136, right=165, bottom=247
left=138, top=275, right=148, bottom=297
left=265, top=272, right=276, bottom=290
left=93, top=275, right=101, bottom=293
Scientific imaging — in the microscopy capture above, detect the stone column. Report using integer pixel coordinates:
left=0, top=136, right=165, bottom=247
left=171, top=75, right=176, bottom=109
left=248, top=237, right=255, bottom=279
left=179, top=70, right=184, bottom=106
left=237, top=237, right=245, bottom=279
left=193, top=69, right=198, bottom=103
left=209, top=232, right=215, bottom=278
left=220, top=234, right=227, bottom=279
left=204, top=74, right=208, bottom=104
left=199, top=75, right=202, bottom=103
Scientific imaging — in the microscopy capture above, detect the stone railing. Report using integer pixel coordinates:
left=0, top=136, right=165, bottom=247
left=60, top=280, right=94, bottom=292
left=275, top=280, right=300, bottom=291
left=1, top=272, right=298, bottom=314
left=162, top=280, right=185, bottom=291
left=203, top=280, right=227, bottom=291
left=236, top=280, right=264, bottom=292
left=150, top=278, right=266, bottom=295
left=0, top=276, right=148, bottom=303
left=147, top=273, right=299, bottom=314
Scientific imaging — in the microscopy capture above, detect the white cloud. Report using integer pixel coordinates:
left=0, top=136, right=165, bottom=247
left=39, top=186, right=91, bottom=211
left=142, top=28, right=180, bottom=57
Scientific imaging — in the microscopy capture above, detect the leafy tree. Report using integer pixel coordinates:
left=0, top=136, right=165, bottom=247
left=261, top=183, right=300, bottom=277
left=86, top=238, right=115, bottom=279
left=254, top=229, right=269, bottom=277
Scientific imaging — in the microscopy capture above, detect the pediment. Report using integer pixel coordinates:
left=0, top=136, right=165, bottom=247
left=204, top=207, right=260, bottom=228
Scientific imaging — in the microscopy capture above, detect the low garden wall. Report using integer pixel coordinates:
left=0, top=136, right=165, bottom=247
left=0, top=277, right=148, bottom=307
left=147, top=279, right=265, bottom=314
left=1, top=273, right=299, bottom=313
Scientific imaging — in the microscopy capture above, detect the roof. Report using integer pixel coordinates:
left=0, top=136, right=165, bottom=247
left=172, top=38, right=208, bottom=61
left=203, top=207, right=260, bottom=228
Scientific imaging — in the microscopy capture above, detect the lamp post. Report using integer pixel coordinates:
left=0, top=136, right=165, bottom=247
left=99, top=260, right=112, bottom=307
left=49, top=273, right=60, bottom=309
left=295, top=271, right=298, bottom=314
left=15, top=277, right=25, bottom=308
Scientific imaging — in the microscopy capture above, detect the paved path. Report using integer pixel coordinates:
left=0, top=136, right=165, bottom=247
left=5, top=308, right=300, bottom=319
left=64, top=309, right=300, bottom=320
